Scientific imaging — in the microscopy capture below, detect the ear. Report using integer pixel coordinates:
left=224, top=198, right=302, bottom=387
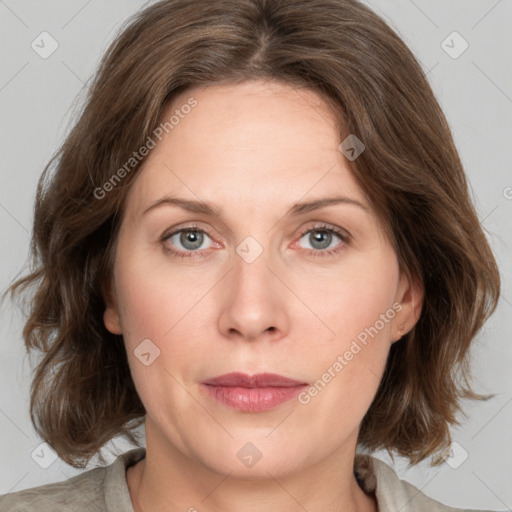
left=392, top=267, right=424, bottom=343
left=102, top=278, right=123, bottom=335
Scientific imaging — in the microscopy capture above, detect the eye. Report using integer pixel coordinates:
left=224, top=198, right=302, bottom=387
left=161, top=224, right=215, bottom=258
left=161, top=222, right=350, bottom=260
left=296, top=224, right=350, bottom=257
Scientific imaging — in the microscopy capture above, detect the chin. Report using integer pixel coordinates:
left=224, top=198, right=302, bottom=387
left=187, top=434, right=315, bottom=479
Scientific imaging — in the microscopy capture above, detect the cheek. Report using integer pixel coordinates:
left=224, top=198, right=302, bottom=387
left=113, top=263, right=195, bottom=413
left=113, top=246, right=202, bottom=342
left=113, top=251, right=214, bottom=392
left=295, top=299, right=393, bottom=444
left=303, top=249, right=399, bottom=344
left=296, top=252, right=399, bottom=414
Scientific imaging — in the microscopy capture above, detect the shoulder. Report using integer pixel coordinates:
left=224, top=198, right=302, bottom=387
left=0, top=447, right=146, bottom=512
left=355, top=454, right=506, bottom=512
left=0, top=466, right=106, bottom=512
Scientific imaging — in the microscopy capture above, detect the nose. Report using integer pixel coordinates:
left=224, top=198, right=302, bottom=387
left=217, top=243, right=290, bottom=343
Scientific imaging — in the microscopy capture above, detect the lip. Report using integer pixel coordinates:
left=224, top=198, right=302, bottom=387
left=201, top=372, right=308, bottom=412
left=202, top=372, right=307, bottom=388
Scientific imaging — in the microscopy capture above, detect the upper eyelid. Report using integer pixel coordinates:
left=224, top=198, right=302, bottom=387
left=165, top=222, right=346, bottom=235
left=297, top=223, right=349, bottom=238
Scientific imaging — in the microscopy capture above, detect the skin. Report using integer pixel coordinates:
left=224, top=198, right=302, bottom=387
left=103, top=79, right=423, bottom=512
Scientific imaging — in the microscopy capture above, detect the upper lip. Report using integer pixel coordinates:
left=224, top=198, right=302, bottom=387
left=202, top=372, right=308, bottom=388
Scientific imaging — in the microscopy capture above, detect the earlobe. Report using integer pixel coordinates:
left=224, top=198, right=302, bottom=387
left=393, top=269, right=424, bottom=342
left=101, top=278, right=123, bottom=335
left=104, top=306, right=122, bottom=335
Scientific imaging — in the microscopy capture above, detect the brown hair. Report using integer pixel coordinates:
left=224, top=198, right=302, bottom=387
left=3, top=0, right=500, bottom=468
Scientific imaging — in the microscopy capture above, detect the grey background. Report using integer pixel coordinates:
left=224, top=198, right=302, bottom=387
left=0, top=0, right=511, bottom=509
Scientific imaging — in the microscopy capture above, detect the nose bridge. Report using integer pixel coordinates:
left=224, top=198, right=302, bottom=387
left=217, top=234, right=289, bottom=341
left=234, top=235, right=273, bottom=296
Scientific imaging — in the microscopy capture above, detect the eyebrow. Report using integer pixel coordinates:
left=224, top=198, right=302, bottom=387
left=142, top=194, right=369, bottom=218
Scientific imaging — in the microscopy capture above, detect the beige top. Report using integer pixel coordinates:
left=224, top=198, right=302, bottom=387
left=0, top=448, right=503, bottom=511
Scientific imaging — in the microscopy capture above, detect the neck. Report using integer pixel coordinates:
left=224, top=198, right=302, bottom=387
left=126, top=419, right=378, bottom=512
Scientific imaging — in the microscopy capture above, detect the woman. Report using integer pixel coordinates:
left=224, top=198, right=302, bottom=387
left=0, top=0, right=504, bottom=511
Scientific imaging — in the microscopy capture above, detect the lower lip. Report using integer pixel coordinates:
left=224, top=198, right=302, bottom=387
left=201, top=384, right=307, bottom=412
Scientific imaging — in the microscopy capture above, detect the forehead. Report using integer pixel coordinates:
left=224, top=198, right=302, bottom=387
left=124, top=80, right=366, bottom=218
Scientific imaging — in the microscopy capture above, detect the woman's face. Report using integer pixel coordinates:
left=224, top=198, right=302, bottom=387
left=104, top=79, right=422, bottom=477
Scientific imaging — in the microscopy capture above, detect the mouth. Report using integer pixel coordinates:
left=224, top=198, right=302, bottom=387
left=200, top=372, right=309, bottom=412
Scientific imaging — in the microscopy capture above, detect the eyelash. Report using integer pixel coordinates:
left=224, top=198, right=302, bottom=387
left=161, top=223, right=350, bottom=260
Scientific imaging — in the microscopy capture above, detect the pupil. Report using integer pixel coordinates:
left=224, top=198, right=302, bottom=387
left=311, top=230, right=331, bottom=249
left=181, top=230, right=203, bottom=250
